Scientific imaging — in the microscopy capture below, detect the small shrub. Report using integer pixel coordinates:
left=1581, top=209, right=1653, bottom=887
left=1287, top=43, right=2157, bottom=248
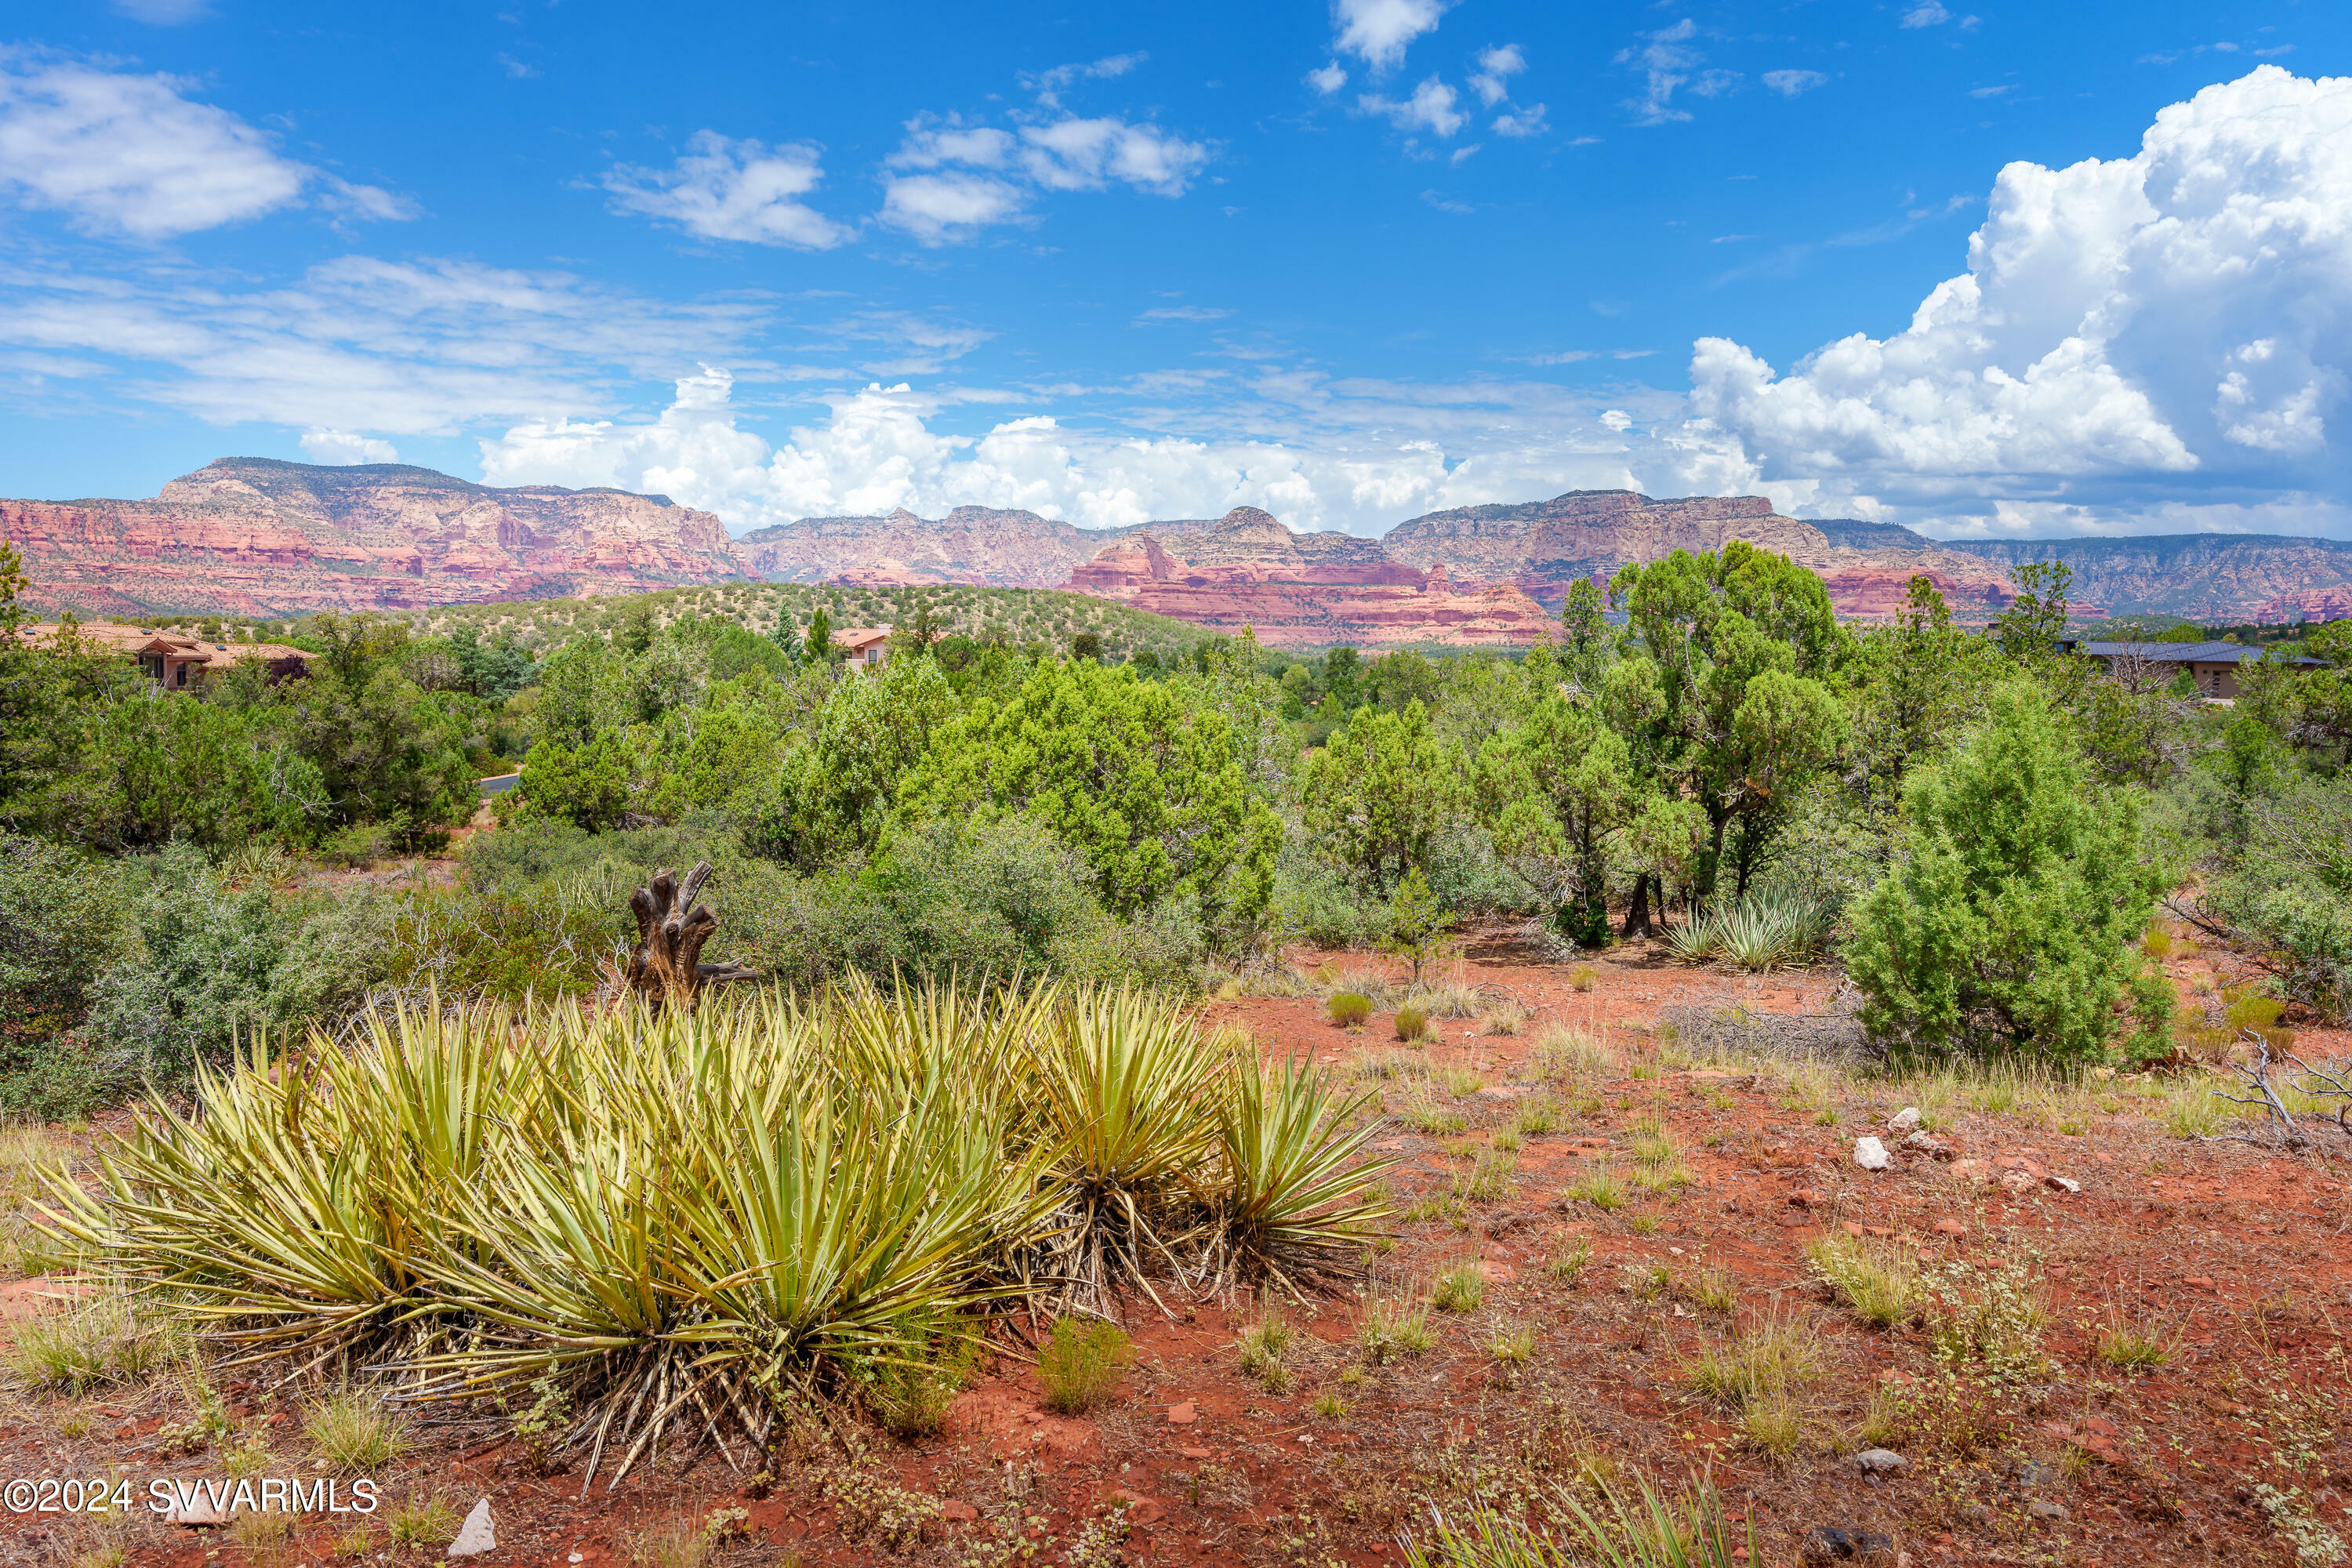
left=1617, top=1261, right=1670, bottom=1301
left=1685, top=1309, right=1817, bottom=1407
left=1488, top=1323, right=1535, bottom=1367
left=1532, top=1024, right=1609, bottom=1081
left=2094, top=1306, right=2176, bottom=1372
left=1544, top=1237, right=1592, bottom=1283
left=386, top=1496, right=461, bottom=1551
left=1358, top=1293, right=1436, bottom=1361
left=1432, top=1264, right=1486, bottom=1312
left=1565, top=1170, right=1624, bottom=1211
left=1450, top=1149, right=1515, bottom=1204
left=1039, top=1317, right=1131, bottom=1414
left=1684, top=1266, right=1738, bottom=1316
left=1310, top=1390, right=1348, bottom=1420
left=1238, top=1302, right=1294, bottom=1391
left=1511, top=1095, right=1560, bottom=1136
left=1329, top=993, right=1374, bottom=1028
left=1740, top=1391, right=1803, bottom=1464
left=628, top=1519, right=711, bottom=1568
left=512, top=1372, right=573, bottom=1475
left=1395, top=1006, right=1430, bottom=1043
left=1439, top=1065, right=1485, bottom=1098
left=2143, top=925, right=2174, bottom=960
left=1481, top=1003, right=1526, bottom=1036
left=1806, top=1233, right=1922, bottom=1328
left=1397, top=1090, right=1468, bottom=1136
left=6, top=1292, right=170, bottom=1394
left=1570, top=965, right=1597, bottom=993
left=303, top=1388, right=409, bottom=1472
left=1925, top=1257, right=2051, bottom=1379
left=873, top=1356, right=966, bottom=1438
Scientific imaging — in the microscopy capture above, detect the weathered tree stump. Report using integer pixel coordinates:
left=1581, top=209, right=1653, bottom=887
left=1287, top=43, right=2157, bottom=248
left=626, top=861, right=757, bottom=1011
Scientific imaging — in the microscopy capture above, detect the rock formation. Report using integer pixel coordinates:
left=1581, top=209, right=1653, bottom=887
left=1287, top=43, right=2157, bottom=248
left=1066, top=509, right=1555, bottom=649
left=1380, top=491, right=2023, bottom=621
left=5, top=458, right=742, bottom=618
left=1936, top=535, right=2352, bottom=624
left=27, top=459, right=2352, bottom=640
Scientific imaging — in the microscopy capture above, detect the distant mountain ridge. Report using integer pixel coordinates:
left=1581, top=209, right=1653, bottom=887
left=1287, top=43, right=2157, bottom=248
left=10, top=457, right=2352, bottom=634
left=5, top=457, right=739, bottom=618
left=1936, top=534, right=2352, bottom=623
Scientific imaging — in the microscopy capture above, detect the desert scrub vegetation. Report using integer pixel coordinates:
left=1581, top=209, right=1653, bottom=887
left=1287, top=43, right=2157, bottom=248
left=1037, top=1317, right=1131, bottom=1414
left=1805, top=1232, right=1922, bottom=1327
left=35, top=978, right=1395, bottom=1485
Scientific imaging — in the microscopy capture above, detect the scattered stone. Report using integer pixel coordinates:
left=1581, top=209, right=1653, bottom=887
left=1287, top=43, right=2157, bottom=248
left=1887, top=1107, right=1922, bottom=1134
left=1166, top=1400, right=1198, bottom=1425
left=1790, top=1188, right=1829, bottom=1209
left=2028, top=1501, right=2070, bottom=1522
left=2183, top=1276, right=2216, bottom=1290
left=2044, top=1174, right=2080, bottom=1194
left=1799, top=1526, right=1896, bottom=1563
left=1904, top=1131, right=1955, bottom=1160
left=165, top=1493, right=229, bottom=1529
left=448, top=1498, right=496, bottom=1559
left=1853, top=1137, right=1893, bottom=1171
left=1999, top=1170, right=2037, bottom=1196
left=1932, top=1217, right=1968, bottom=1237
left=1853, top=1447, right=1907, bottom=1474
left=1950, top=1159, right=1991, bottom=1183
left=1180, top=1445, right=1212, bottom=1460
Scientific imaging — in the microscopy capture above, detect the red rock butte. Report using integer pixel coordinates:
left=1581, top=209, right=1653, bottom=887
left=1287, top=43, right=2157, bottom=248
left=4, top=457, right=740, bottom=619
left=114, top=460, right=2352, bottom=640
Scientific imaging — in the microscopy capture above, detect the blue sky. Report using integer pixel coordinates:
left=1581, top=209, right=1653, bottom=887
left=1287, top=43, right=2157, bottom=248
left=3, top=1, right=2350, bottom=539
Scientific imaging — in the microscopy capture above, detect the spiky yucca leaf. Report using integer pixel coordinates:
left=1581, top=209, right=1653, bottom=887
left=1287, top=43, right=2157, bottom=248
left=1024, top=985, right=1230, bottom=1307
left=1403, top=1480, right=1751, bottom=1568
left=1206, top=1056, right=1396, bottom=1297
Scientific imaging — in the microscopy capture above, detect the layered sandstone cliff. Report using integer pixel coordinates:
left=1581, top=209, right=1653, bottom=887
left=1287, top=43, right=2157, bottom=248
left=1381, top=491, right=2024, bottom=621
left=1067, top=509, right=1555, bottom=650
left=1937, top=535, right=2352, bottom=623
left=6, top=458, right=742, bottom=618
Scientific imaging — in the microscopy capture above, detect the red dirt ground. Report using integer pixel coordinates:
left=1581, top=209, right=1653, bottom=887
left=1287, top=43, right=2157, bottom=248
left=5, top=936, right=2350, bottom=1568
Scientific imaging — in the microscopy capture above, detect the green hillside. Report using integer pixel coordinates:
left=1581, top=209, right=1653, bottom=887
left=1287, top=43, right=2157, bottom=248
left=328, top=581, right=1221, bottom=661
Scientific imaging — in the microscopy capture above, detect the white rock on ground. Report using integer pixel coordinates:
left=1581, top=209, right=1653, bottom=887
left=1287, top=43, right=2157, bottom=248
left=1853, top=1448, right=1907, bottom=1472
left=1853, top=1136, right=1892, bottom=1171
left=1887, top=1107, right=1922, bottom=1134
left=448, top=1498, right=496, bottom=1558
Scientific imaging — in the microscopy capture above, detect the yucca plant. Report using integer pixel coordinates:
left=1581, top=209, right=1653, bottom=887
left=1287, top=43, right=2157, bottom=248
left=1202, top=1058, right=1396, bottom=1298
left=1022, top=985, right=1230, bottom=1310
left=1404, top=1479, right=1753, bottom=1567
left=40, top=975, right=1397, bottom=1490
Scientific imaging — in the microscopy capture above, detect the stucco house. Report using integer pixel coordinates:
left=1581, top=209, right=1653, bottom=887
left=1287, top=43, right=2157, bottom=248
left=12, top=622, right=313, bottom=688
left=830, top=625, right=893, bottom=672
left=2065, top=639, right=2322, bottom=700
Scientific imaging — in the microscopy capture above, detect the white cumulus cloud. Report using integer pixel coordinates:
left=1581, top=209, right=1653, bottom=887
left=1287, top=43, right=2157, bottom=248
left=476, top=365, right=1690, bottom=538
left=1687, top=67, right=2352, bottom=535
left=601, top=131, right=851, bottom=249
left=1334, top=0, right=1452, bottom=74
left=1763, top=70, right=1828, bottom=97
left=1307, top=61, right=1348, bottom=96
left=1360, top=77, right=1467, bottom=138
left=880, top=106, right=1210, bottom=244
left=1621, top=19, right=1704, bottom=125
left=300, top=429, right=400, bottom=465
left=1469, top=45, right=1525, bottom=107
left=0, top=50, right=412, bottom=238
